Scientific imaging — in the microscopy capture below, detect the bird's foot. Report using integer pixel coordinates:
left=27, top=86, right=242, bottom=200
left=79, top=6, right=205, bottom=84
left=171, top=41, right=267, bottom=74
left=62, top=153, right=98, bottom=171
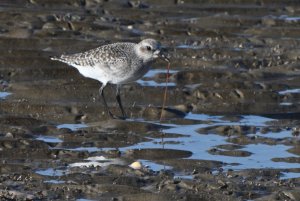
left=108, top=112, right=126, bottom=120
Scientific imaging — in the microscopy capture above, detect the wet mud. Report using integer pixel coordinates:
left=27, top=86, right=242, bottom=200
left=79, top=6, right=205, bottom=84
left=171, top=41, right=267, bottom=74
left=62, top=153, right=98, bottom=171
left=1, top=0, right=300, bottom=200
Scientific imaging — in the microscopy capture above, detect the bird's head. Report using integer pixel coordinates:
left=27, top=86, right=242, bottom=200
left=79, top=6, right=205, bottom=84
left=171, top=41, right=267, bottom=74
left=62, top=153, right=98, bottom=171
left=136, top=38, right=167, bottom=63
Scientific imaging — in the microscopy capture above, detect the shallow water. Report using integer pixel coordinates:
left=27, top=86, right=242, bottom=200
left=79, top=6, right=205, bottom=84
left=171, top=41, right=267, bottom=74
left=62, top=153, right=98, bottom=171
left=1, top=1, right=300, bottom=200
left=137, top=69, right=177, bottom=87
left=279, top=88, right=300, bottom=95
left=279, top=15, right=300, bottom=22
left=0, top=91, right=11, bottom=99
left=52, top=82, right=300, bottom=178
left=44, top=180, right=65, bottom=184
left=36, top=135, right=63, bottom=143
left=57, top=123, right=88, bottom=131
left=137, top=80, right=176, bottom=87
left=69, top=156, right=125, bottom=167
left=36, top=168, right=65, bottom=177
left=54, top=112, right=300, bottom=179
left=20, top=60, right=300, bottom=188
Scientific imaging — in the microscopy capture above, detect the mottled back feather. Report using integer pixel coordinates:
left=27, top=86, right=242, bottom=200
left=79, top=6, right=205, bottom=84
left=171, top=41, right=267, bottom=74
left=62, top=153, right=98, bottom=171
left=51, top=42, right=136, bottom=71
left=51, top=38, right=161, bottom=85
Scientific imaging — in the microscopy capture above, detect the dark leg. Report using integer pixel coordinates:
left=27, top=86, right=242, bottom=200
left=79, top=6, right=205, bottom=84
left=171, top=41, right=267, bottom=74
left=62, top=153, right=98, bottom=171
left=116, top=85, right=127, bottom=119
left=99, top=83, right=114, bottom=118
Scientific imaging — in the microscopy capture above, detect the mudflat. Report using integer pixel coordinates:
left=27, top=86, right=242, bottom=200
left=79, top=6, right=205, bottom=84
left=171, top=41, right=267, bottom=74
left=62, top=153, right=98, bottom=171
left=0, top=0, right=300, bottom=200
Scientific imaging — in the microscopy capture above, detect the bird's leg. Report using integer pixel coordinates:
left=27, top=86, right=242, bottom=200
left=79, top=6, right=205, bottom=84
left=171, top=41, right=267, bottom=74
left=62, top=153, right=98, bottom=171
left=116, top=85, right=127, bottom=119
left=99, top=83, right=115, bottom=119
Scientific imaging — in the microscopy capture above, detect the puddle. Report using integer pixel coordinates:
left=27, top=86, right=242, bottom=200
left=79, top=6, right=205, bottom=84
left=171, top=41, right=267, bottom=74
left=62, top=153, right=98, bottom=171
left=137, top=69, right=177, bottom=87
left=278, top=88, right=300, bottom=95
left=44, top=180, right=65, bottom=184
left=185, top=113, right=274, bottom=126
left=185, top=113, right=224, bottom=122
left=280, top=172, right=300, bottom=180
left=254, top=130, right=292, bottom=139
left=35, top=168, right=65, bottom=177
left=36, top=135, right=63, bottom=143
left=136, top=80, right=176, bottom=87
left=237, top=115, right=274, bottom=126
left=66, top=146, right=110, bottom=152
left=280, top=102, right=293, bottom=106
left=174, top=175, right=194, bottom=180
left=177, top=44, right=203, bottom=49
left=0, top=91, right=11, bottom=99
left=163, top=115, right=298, bottom=171
left=59, top=113, right=300, bottom=178
left=3, top=0, right=300, bottom=199
left=69, top=156, right=124, bottom=168
left=279, top=15, right=300, bottom=22
left=142, top=69, right=178, bottom=78
left=139, top=159, right=172, bottom=171
left=228, top=144, right=298, bottom=169
left=122, top=114, right=298, bottom=175
left=57, top=123, right=88, bottom=131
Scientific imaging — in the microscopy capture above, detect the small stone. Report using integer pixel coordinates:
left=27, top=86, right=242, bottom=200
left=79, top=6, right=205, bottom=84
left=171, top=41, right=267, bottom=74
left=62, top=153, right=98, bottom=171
left=262, top=16, right=276, bottom=26
left=129, top=161, right=142, bottom=170
left=128, top=1, right=149, bottom=8
left=5, top=132, right=14, bottom=138
left=282, top=190, right=300, bottom=201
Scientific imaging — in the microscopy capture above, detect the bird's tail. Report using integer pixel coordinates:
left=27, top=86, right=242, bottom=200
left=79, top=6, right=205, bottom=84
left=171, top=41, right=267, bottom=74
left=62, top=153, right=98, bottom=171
left=50, top=56, right=62, bottom=61
left=50, top=55, right=70, bottom=63
left=50, top=55, right=76, bottom=66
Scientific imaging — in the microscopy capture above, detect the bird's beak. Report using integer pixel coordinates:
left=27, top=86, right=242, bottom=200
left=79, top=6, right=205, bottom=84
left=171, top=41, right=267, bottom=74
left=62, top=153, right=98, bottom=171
left=153, top=50, right=160, bottom=58
left=154, top=50, right=170, bottom=63
left=160, top=53, right=170, bottom=63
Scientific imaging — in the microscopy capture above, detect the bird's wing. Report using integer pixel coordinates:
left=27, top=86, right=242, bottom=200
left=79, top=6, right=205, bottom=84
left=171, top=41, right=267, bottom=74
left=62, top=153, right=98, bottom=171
left=51, top=43, right=132, bottom=71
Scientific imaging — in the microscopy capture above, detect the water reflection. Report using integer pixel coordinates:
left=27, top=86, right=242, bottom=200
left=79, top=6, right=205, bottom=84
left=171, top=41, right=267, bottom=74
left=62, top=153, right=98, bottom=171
left=0, top=91, right=11, bottom=99
left=55, top=113, right=300, bottom=179
left=57, top=123, right=88, bottom=131
left=36, top=168, right=65, bottom=177
left=278, top=88, right=300, bottom=95
left=136, top=69, right=177, bottom=87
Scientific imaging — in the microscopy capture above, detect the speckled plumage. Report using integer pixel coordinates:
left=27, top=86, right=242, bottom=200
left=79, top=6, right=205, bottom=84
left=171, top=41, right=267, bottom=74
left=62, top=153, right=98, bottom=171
left=51, top=38, right=163, bottom=119
left=52, top=39, right=161, bottom=85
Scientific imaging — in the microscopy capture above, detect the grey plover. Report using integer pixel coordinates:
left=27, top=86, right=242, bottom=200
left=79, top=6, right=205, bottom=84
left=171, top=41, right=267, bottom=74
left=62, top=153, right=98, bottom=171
left=51, top=38, right=169, bottom=119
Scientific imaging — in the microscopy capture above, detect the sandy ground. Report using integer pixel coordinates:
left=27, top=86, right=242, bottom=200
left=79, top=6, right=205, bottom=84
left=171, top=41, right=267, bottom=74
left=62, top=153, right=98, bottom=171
left=0, top=0, right=300, bottom=200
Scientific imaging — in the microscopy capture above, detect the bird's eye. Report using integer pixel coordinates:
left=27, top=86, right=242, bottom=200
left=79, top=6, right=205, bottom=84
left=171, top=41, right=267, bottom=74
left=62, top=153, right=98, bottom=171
left=146, top=46, right=152, bottom=51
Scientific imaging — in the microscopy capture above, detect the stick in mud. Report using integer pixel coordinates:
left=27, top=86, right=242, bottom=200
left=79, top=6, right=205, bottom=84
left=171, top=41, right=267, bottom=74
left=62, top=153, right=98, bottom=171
left=159, top=56, right=171, bottom=122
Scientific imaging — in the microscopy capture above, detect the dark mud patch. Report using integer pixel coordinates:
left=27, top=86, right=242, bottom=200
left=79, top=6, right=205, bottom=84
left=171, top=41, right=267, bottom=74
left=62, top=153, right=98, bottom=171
left=126, top=148, right=193, bottom=160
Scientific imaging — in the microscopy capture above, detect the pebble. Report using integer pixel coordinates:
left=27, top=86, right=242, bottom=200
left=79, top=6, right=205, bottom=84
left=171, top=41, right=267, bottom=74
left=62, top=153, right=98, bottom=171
left=129, top=161, right=142, bottom=170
